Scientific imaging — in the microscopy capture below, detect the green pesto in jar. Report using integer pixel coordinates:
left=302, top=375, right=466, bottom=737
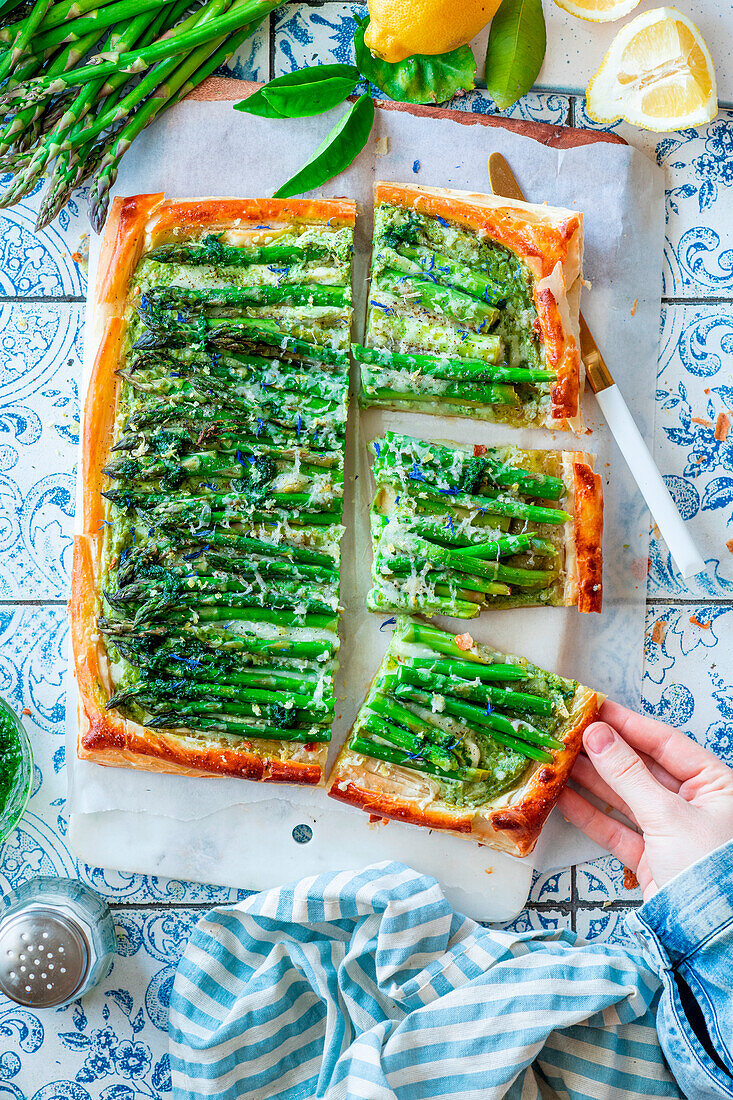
left=0, top=706, right=22, bottom=814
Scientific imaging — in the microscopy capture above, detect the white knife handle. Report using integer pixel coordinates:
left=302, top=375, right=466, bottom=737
left=594, top=384, right=705, bottom=580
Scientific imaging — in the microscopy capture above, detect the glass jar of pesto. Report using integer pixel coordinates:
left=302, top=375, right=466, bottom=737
left=0, top=697, right=34, bottom=844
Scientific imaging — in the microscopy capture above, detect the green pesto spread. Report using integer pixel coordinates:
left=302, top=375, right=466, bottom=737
left=0, top=705, right=22, bottom=815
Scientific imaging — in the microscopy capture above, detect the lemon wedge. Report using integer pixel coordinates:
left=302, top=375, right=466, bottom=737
left=586, top=6, right=717, bottom=130
left=553, top=0, right=640, bottom=23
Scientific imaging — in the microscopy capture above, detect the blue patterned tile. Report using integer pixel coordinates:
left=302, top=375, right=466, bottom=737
left=575, top=907, right=637, bottom=946
left=0, top=906, right=202, bottom=1099
left=577, top=856, right=643, bottom=905
left=494, top=908, right=572, bottom=935
left=573, top=101, right=733, bottom=299
left=218, top=15, right=271, bottom=82
left=528, top=867, right=572, bottom=904
left=0, top=605, right=252, bottom=907
left=0, top=180, right=89, bottom=297
left=648, top=304, right=733, bottom=599
left=0, top=303, right=81, bottom=599
left=642, top=602, right=733, bottom=769
left=273, top=4, right=568, bottom=123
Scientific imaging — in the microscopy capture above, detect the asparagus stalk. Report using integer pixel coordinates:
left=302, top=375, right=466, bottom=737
left=142, top=282, right=351, bottom=311
left=0, top=0, right=280, bottom=108
left=145, top=237, right=336, bottom=267
left=1, top=3, right=171, bottom=204
left=377, top=243, right=507, bottom=304
left=146, top=714, right=331, bottom=741
left=350, top=734, right=488, bottom=784
left=0, top=0, right=52, bottom=83
left=412, top=488, right=572, bottom=525
left=354, top=343, right=553, bottom=384
left=395, top=665, right=553, bottom=715
left=408, top=657, right=529, bottom=682
left=376, top=269, right=500, bottom=328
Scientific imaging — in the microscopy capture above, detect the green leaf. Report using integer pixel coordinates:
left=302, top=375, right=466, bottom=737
left=354, top=16, right=476, bottom=106
left=483, top=0, right=546, bottom=111
left=234, top=64, right=361, bottom=119
left=234, top=87, right=286, bottom=119
left=273, top=94, right=376, bottom=200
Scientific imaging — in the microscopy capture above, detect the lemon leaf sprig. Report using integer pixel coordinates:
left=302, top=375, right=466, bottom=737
left=484, top=0, right=546, bottom=111
left=354, top=15, right=476, bottom=105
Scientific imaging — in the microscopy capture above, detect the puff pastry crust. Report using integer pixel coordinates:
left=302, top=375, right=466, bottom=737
left=71, top=194, right=356, bottom=786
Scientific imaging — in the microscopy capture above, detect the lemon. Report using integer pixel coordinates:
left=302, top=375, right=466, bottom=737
left=586, top=6, right=717, bottom=131
left=552, top=0, right=640, bottom=23
left=365, top=0, right=502, bottom=63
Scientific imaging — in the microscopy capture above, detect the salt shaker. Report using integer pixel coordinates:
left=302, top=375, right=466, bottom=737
left=0, top=877, right=117, bottom=1007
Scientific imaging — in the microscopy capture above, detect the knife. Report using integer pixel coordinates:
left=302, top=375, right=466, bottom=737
left=487, top=152, right=705, bottom=581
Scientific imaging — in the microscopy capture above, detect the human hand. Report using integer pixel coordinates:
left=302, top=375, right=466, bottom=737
left=557, top=700, right=733, bottom=902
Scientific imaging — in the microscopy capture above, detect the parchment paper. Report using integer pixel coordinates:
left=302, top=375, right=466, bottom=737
left=66, top=98, right=665, bottom=919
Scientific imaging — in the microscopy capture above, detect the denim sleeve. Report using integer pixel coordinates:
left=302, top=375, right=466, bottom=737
left=626, top=839, right=733, bottom=1100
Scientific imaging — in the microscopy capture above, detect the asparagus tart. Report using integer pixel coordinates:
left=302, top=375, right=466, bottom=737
left=367, top=433, right=603, bottom=616
left=71, top=194, right=355, bottom=785
left=327, top=617, right=604, bottom=855
left=357, top=182, right=584, bottom=430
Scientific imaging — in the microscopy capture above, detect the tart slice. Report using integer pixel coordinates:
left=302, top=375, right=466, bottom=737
left=327, top=617, right=604, bottom=856
left=357, top=181, right=584, bottom=430
left=367, top=433, right=603, bottom=616
left=71, top=195, right=355, bottom=785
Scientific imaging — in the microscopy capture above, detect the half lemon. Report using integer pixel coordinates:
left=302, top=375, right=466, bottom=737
left=586, top=6, right=717, bottom=130
left=553, top=0, right=641, bottom=24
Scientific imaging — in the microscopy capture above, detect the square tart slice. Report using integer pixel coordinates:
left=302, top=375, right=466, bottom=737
left=356, top=181, right=584, bottom=430
left=71, top=194, right=356, bottom=786
left=327, top=617, right=604, bottom=856
left=367, top=433, right=603, bottom=616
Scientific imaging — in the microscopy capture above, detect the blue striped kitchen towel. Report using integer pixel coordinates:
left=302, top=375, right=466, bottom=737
left=169, top=861, right=682, bottom=1099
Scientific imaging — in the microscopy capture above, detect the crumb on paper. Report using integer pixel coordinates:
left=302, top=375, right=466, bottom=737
left=72, top=233, right=90, bottom=274
left=726, top=539, right=733, bottom=555
left=691, top=416, right=713, bottom=427
left=623, top=867, right=639, bottom=890
left=651, top=619, right=667, bottom=645
left=631, top=298, right=638, bottom=316
left=455, top=632, right=474, bottom=651
left=368, top=814, right=388, bottom=827
left=484, top=868, right=493, bottom=876
left=715, top=413, right=730, bottom=441
left=630, top=557, right=651, bottom=582
left=22, top=707, right=31, bottom=716
left=375, top=136, right=389, bottom=156
left=704, top=387, right=711, bottom=395
left=689, top=615, right=711, bottom=630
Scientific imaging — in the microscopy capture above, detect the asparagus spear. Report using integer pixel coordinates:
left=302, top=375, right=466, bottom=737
left=353, top=343, right=553, bottom=384
left=0, top=0, right=282, bottom=108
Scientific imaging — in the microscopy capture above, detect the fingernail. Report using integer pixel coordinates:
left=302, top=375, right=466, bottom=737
left=585, top=723, right=615, bottom=754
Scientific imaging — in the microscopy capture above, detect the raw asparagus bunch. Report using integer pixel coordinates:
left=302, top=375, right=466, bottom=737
left=367, top=433, right=573, bottom=618
left=0, top=0, right=281, bottom=231
left=100, top=217, right=353, bottom=745
left=343, top=616, right=578, bottom=798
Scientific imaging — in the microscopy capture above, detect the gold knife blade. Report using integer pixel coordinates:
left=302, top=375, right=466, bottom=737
left=487, top=152, right=614, bottom=395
